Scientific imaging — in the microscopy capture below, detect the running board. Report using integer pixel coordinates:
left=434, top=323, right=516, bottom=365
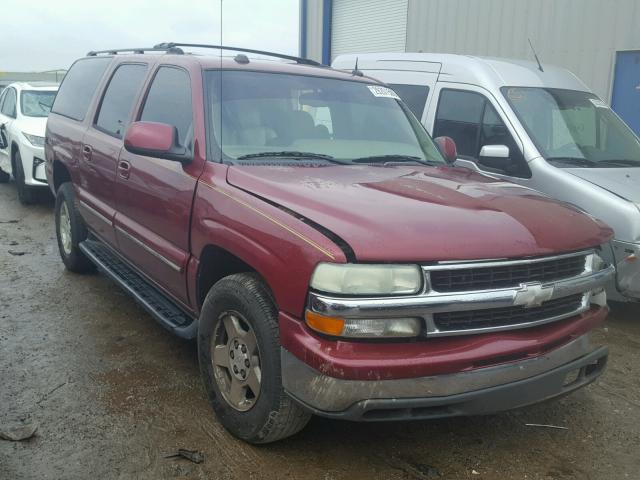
left=79, top=239, right=198, bottom=339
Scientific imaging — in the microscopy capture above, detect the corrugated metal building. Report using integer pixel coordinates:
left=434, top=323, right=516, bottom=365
left=300, top=0, right=640, bottom=117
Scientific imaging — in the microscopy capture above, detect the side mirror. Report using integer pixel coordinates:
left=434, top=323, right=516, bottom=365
left=433, top=136, right=457, bottom=164
left=478, top=144, right=511, bottom=172
left=123, top=121, right=192, bottom=163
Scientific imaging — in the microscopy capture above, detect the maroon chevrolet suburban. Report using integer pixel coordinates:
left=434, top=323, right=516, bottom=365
left=45, top=43, right=615, bottom=443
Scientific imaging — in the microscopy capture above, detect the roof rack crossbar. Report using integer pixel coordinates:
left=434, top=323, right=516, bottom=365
left=153, top=42, right=323, bottom=66
left=86, top=47, right=182, bottom=56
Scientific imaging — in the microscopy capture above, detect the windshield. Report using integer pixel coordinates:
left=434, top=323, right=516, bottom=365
left=502, top=87, right=640, bottom=167
left=205, top=70, right=445, bottom=165
left=20, top=90, right=57, bottom=118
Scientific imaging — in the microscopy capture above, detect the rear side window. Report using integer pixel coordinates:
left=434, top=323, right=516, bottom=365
left=1, top=88, right=17, bottom=118
left=95, top=64, right=148, bottom=137
left=52, top=57, right=111, bottom=121
left=140, top=67, right=192, bottom=147
left=389, top=84, right=429, bottom=119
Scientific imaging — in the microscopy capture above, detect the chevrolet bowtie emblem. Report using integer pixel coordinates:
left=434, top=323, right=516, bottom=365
left=513, top=283, right=555, bottom=308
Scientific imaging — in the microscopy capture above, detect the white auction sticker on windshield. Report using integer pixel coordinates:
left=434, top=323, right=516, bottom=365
left=367, top=85, right=400, bottom=99
left=589, top=98, right=608, bottom=108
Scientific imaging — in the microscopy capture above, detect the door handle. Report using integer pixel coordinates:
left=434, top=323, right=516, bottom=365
left=82, top=145, right=93, bottom=161
left=118, top=160, right=131, bottom=179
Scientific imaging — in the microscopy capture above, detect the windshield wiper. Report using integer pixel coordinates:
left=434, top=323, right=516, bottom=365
left=546, top=157, right=598, bottom=168
left=236, top=151, right=349, bottom=164
left=351, top=154, right=439, bottom=166
left=596, top=159, right=640, bottom=168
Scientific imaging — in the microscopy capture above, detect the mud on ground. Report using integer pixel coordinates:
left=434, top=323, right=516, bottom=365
left=1, top=182, right=639, bottom=480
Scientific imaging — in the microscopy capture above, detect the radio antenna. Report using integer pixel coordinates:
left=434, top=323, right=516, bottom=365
left=528, top=38, right=544, bottom=72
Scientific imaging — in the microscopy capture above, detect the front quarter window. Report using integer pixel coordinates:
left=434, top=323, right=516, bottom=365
left=205, top=70, right=444, bottom=165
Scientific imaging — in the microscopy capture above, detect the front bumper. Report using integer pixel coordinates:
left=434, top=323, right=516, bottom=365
left=282, top=333, right=607, bottom=421
left=611, top=240, right=640, bottom=300
left=18, top=140, right=48, bottom=186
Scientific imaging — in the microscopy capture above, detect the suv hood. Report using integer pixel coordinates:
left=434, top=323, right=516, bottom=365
left=18, top=116, right=48, bottom=137
left=227, top=165, right=612, bottom=262
left=565, top=167, right=640, bottom=203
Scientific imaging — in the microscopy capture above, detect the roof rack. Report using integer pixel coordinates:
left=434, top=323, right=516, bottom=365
left=153, top=42, right=323, bottom=66
left=86, top=47, right=184, bottom=56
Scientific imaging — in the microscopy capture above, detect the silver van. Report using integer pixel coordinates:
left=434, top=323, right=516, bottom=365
left=332, top=53, right=640, bottom=303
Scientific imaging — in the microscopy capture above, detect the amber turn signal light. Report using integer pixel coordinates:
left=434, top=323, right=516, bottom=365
left=305, top=310, right=345, bottom=336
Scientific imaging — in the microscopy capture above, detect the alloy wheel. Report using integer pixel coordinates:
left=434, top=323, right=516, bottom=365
left=211, top=311, right=262, bottom=411
left=59, top=202, right=72, bottom=255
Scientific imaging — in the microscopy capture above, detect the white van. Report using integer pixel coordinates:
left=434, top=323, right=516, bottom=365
left=332, top=53, right=640, bottom=303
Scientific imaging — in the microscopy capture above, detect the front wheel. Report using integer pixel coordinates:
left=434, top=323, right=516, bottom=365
left=54, top=182, right=95, bottom=273
left=13, top=151, right=37, bottom=205
left=198, top=273, right=311, bottom=444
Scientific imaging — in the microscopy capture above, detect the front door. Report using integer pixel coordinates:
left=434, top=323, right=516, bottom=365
left=0, top=87, right=17, bottom=174
left=114, top=65, right=201, bottom=305
left=611, top=50, right=640, bottom=135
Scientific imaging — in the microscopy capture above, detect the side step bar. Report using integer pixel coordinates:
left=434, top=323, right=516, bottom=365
left=79, top=239, right=198, bottom=339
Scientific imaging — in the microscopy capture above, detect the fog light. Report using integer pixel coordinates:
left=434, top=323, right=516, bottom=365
left=305, top=310, right=421, bottom=338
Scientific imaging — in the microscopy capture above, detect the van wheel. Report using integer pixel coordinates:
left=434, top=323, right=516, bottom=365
left=198, top=273, right=311, bottom=444
left=13, top=151, right=37, bottom=205
left=55, top=182, right=95, bottom=273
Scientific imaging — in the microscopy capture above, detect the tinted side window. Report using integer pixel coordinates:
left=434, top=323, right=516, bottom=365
left=1, top=88, right=17, bottom=118
left=140, top=67, right=192, bottom=147
left=52, top=57, right=112, bottom=121
left=434, top=88, right=528, bottom=176
left=434, top=90, right=485, bottom=157
left=95, top=64, right=148, bottom=137
left=389, top=84, right=429, bottom=119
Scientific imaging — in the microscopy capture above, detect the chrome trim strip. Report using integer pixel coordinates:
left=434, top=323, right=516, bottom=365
left=114, top=225, right=182, bottom=272
left=79, top=200, right=112, bottom=226
left=424, top=249, right=592, bottom=271
left=308, top=265, right=614, bottom=337
left=281, top=334, right=596, bottom=411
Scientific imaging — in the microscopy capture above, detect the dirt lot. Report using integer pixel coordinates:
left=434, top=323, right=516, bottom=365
left=0, top=181, right=639, bottom=480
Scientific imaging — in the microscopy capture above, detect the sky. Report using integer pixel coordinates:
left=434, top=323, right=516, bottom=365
left=0, top=0, right=300, bottom=72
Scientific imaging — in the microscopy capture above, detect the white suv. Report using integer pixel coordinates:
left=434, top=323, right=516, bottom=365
left=0, top=82, right=58, bottom=204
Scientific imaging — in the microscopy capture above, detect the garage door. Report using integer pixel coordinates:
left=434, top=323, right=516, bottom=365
left=331, top=0, right=408, bottom=61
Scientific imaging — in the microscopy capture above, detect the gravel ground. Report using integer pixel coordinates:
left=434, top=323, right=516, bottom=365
left=1, top=181, right=639, bottom=480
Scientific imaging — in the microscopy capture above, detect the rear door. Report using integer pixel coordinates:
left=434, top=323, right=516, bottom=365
left=79, top=62, right=149, bottom=246
left=114, top=65, right=200, bottom=305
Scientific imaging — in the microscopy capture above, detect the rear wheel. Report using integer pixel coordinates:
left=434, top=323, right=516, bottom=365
left=198, top=273, right=311, bottom=444
left=54, top=182, right=95, bottom=273
left=13, top=151, right=37, bottom=205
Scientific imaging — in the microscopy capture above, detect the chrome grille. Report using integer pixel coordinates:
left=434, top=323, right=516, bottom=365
left=432, top=294, right=586, bottom=333
left=428, top=253, right=588, bottom=292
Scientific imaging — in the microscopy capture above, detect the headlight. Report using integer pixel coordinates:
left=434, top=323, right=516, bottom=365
left=22, top=132, right=45, bottom=148
left=310, top=263, right=422, bottom=295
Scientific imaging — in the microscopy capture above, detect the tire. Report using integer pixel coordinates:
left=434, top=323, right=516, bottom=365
left=198, top=273, right=311, bottom=444
left=54, top=182, right=95, bottom=273
left=13, top=151, right=38, bottom=205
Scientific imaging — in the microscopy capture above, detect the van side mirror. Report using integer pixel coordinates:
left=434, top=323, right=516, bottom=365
left=124, top=121, right=192, bottom=163
left=433, top=136, right=457, bottom=164
left=478, top=144, right=511, bottom=172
